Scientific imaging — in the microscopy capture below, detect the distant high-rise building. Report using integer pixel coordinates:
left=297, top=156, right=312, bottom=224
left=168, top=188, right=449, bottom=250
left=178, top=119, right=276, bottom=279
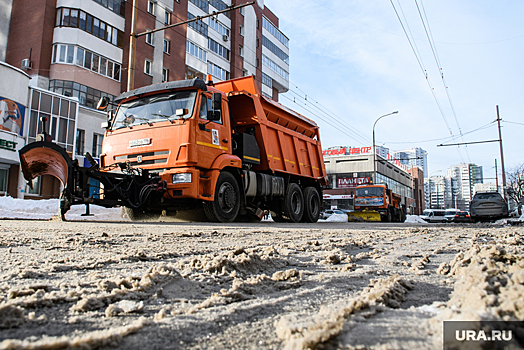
left=394, top=147, right=427, bottom=176
left=448, top=163, right=483, bottom=210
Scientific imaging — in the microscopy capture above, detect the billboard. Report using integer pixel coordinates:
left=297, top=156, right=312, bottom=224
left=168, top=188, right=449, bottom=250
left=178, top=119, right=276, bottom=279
left=337, top=177, right=371, bottom=188
left=0, top=97, right=25, bottom=136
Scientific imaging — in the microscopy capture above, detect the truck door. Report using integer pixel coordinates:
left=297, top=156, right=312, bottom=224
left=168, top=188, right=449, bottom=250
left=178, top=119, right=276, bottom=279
left=195, top=92, right=230, bottom=169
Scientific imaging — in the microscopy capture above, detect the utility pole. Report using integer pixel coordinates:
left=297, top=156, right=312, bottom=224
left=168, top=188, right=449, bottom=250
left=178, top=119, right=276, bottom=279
left=496, top=105, right=507, bottom=199
left=127, top=0, right=137, bottom=92
left=495, top=159, right=499, bottom=194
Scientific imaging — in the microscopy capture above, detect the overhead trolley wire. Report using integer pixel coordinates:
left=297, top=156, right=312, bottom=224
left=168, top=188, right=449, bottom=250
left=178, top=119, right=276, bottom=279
left=390, top=0, right=467, bottom=164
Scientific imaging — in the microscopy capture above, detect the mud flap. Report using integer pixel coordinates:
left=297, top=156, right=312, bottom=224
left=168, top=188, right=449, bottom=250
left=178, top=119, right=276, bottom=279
left=347, top=210, right=382, bottom=222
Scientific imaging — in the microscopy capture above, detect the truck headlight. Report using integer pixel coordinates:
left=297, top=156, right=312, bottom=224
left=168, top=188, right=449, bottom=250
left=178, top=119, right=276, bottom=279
left=172, top=173, right=192, bottom=184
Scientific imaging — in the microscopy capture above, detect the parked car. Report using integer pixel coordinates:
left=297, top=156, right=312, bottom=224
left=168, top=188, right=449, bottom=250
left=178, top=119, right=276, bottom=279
left=320, top=209, right=346, bottom=220
left=420, top=209, right=447, bottom=223
left=444, top=208, right=460, bottom=222
left=453, top=211, right=471, bottom=223
left=469, top=192, right=508, bottom=222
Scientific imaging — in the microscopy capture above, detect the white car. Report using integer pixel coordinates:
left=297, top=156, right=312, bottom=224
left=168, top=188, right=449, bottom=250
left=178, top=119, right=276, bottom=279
left=420, top=209, right=447, bottom=223
left=444, top=209, right=460, bottom=222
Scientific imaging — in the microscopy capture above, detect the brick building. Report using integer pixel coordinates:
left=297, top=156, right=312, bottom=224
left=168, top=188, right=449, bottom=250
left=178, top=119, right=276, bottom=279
left=1, top=0, right=289, bottom=198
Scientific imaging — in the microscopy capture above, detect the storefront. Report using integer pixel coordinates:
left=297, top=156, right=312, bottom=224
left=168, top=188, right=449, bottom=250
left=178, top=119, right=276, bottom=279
left=0, top=61, right=29, bottom=198
left=323, top=146, right=415, bottom=213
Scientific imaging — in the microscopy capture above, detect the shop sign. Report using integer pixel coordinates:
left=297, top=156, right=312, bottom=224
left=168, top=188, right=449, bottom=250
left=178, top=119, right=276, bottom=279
left=0, top=139, right=17, bottom=152
left=322, top=146, right=372, bottom=156
left=0, top=97, right=25, bottom=136
left=337, top=177, right=370, bottom=188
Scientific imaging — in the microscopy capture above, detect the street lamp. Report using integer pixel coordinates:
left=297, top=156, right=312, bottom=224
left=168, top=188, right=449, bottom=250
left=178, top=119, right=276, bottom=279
left=373, top=111, right=398, bottom=183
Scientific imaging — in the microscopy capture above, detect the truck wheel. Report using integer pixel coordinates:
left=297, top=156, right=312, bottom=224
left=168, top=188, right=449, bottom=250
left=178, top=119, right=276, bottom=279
left=283, top=183, right=304, bottom=223
left=386, top=207, right=392, bottom=222
left=203, top=171, right=240, bottom=223
left=302, top=187, right=320, bottom=223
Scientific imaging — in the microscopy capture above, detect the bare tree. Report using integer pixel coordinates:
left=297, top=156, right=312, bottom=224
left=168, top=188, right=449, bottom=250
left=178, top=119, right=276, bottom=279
left=506, top=163, right=524, bottom=213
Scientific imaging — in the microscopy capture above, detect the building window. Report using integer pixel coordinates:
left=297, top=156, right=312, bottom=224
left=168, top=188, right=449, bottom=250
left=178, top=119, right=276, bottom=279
left=92, top=133, right=103, bottom=157
left=162, top=68, right=169, bottom=82
left=262, top=73, right=272, bottom=89
left=148, top=1, right=155, bottom=15
left=52, top=44, right=121, bottom=82
left=263, top=35, right=289, bottom=64
left=186, top=40, right=206, bottom=62
left=263, top=16, right=289, bottom=48
left=55, top=7, right=124, bottom=48
left=0, top=168, right=7, bottom=193
left=163, top=39, right=170, bottom=54
left=239, top=45, right=243, bottom=57
left=189, top=0, right=208, bottom=13
left=185, top=65, right=204, bottom=80
left=208, top=38, right=230, bottom=60
left=49, top=79, right=115, bottom=110
left=208, top=17, right=230, bottom=37
left=239, top=25, right=244, bottom=37
left=188, top=13, right=208, bottom=38
left=25, top=176, right=41, bottom=195
left=92, top=0, right=126, bottom=17
left=144, top=59, right=152, bottom=75
left=207, top=61, right=229, bottom=81
left=262, top=54, right=289, bottom=81
left=164, top=10, right=170, bottom=24
left=76, top=129, right=85, bottom=156
left=146, top=29, right=153, bottom=45
left=28, top=89, right=77, bottom=153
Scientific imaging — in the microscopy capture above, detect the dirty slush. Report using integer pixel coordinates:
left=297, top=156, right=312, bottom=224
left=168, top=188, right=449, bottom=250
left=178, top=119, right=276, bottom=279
left=0, top=219, right=523, bottom=349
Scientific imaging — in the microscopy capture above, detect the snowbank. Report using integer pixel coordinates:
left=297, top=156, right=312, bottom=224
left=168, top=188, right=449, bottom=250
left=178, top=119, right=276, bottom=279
left=404, top=215, right=426, bottom=224
left=0, top=196, right=123, bottom=221
left=321, top=214, right=348, bottom=222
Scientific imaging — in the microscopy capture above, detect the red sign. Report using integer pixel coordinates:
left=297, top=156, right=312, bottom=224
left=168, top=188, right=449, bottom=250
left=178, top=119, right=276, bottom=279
left=337, top=177, right=370, bottom=188
left=323, top=146, right=372, bottom=156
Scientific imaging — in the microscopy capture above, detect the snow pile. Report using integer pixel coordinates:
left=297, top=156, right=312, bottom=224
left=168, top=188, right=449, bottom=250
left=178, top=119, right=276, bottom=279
left=0, top=196, right=123, bottom=221
left=404, top=215, right=426, bottom=224
left=323, top=214, right=348, bottom=222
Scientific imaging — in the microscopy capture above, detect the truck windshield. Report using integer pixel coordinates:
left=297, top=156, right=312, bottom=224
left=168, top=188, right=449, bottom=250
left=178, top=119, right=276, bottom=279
left=111, top=91, right=197, bottom=130
left=355, top=187, right=384, bottom=197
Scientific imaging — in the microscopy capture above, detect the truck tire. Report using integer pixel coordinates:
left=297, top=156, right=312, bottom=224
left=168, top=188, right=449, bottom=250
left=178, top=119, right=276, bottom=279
left=302, top=187, right=320, bottom=223
left=283, top=183, right=304, bottom=223
left=386, top=207, right=392, bottom=222
left=203, top=171, right=240, bottom=223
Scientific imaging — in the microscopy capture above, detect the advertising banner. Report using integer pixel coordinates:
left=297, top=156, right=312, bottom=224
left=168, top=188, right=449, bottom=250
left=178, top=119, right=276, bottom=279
left=0, top=97, right=25, bottom=136
left=337, top=177, right=370, bottom=188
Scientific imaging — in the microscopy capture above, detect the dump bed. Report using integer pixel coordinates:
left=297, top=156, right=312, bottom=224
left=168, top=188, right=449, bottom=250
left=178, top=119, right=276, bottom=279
left=215, top=77, right=327, bottom=185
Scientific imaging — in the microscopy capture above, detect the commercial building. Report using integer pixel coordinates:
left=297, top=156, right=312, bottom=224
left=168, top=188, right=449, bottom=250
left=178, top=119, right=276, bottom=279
left=1, top=0, right=288, bottom=199
left=322, top=146, right=416, bottom=213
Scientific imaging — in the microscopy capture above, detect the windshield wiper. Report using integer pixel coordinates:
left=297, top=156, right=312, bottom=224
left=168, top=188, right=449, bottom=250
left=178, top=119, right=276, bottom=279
left=151, top=113, right=175, bottom=124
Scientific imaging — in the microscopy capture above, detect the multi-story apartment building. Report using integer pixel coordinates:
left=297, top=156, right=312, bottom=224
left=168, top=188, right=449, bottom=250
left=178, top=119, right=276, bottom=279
left=448, top=163, right=483, bottom=210
left=1, top=0, right=289, bottom=198
left=424, top=175, right=452, bottom=209
left=393, top=147, right=427, bottom=177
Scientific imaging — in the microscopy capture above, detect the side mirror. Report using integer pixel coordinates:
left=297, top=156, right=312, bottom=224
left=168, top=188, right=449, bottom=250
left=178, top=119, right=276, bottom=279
left=96, top=97, right=110, bottom=110
left=175, top=108, right=189, bottom=117
left=212, top=92, right=222, bottom=110
left=207, top=110, right=221, bottom=121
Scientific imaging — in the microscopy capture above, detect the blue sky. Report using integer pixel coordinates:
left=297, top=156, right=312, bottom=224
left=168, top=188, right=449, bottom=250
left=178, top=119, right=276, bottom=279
left=263, top=0, right=524, bottom=181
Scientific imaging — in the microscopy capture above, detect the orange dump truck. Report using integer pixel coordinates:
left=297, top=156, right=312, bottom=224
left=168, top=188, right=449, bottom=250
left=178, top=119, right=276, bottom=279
left=19, top=76, right=328, bottom=222
left=348, top=184, right=405, bottom=222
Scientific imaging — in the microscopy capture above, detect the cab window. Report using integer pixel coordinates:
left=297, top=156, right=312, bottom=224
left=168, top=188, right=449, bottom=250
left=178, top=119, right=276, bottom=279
left=199, top=94, right=222, bottom=124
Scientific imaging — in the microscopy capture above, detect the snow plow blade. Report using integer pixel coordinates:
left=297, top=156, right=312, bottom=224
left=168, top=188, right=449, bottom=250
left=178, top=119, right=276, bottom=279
left=19, top=141, right=73, bottom=190
left=347, top=210, right=382, bottom=222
